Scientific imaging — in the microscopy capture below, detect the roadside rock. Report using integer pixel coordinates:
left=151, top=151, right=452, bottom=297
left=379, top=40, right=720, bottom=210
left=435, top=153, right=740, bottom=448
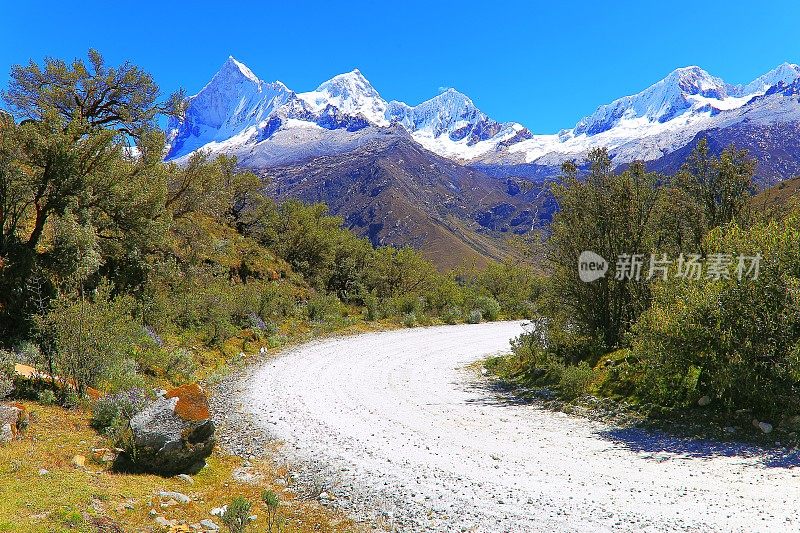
left=154, top=516, right=175, bottom=528
left=697, top=396, right=711, bottom=407
left=199, top=518, right=220, bottom=530
left=0, top=402, right=28, bottom=444
left=759, top=422, right=773, bottom=434
left=159, top=491, right=191, bottom=504
left=118, top=384, right=215, bottom=475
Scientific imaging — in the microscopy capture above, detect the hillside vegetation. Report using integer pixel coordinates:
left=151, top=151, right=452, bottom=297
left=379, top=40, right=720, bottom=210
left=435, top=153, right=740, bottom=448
left=491, top=138, right=800, bottom=436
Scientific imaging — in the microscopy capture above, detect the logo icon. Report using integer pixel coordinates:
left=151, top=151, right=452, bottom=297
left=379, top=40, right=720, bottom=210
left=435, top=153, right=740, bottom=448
left=578, top=251, right=608, bottom=282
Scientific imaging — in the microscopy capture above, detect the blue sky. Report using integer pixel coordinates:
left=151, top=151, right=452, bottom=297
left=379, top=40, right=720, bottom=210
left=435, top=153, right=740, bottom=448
left=1, top=0, right=799, bottom=133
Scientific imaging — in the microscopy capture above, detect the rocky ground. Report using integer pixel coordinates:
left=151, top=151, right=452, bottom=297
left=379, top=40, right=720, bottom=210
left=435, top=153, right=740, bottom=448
left=211, top=322, right=800, bottom=532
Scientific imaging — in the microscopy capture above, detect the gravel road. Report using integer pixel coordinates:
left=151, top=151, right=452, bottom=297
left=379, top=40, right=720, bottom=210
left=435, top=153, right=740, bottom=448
left=235, top=321, right=800, bottom=532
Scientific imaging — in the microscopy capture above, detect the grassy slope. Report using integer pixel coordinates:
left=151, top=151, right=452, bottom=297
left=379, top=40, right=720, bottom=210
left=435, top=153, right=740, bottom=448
left=0, top=402, right=359, bottom=533
left=752, top=174, right=800, bottom=218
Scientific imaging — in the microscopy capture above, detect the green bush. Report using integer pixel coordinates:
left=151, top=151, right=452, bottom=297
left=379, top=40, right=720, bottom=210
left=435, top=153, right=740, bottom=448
left=466, top=309, right=483, bottom=324
left=473, top=295, right=501, bottom=321
left=37, top=389, right=57, bottom=405
left=163, top=349, right=197, bottom=385
left=261, top=489, right=282, bottom=533
left=442, top=306, right=462, bottom=325
left=0, top=349, right=14, bottom=400
left=101, top=358, right=146, bottom=393
left=362, top=290, right=379, bottom=321
left=632, top=216, right=800, bottom=416
left=558, top=362, right=594, bottom=400
left=306, top=292, right=345, bottom=323
left=221, top=496, right=252, bottom=533
left=91, top=388, right=150, bottom=440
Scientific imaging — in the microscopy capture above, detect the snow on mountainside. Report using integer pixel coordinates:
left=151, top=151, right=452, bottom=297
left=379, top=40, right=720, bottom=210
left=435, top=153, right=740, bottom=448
left=484, top=62, right=800, bottom=169
left=167, top=57, right=800, bottom=176
left=735, top=62, right=800, bottom=96
left=166, top=57, right=294, bottom=159
left=387, top=89, right=530, bottom=160
left=166, top=58, right=526, bottom=164
left=573, top=66, right=728, bottom=136
left=298, top=69, right=389, bottom=126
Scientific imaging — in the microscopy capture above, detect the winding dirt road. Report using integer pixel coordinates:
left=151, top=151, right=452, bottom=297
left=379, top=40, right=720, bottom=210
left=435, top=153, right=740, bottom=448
left=243, top=322, right=800, bottom=532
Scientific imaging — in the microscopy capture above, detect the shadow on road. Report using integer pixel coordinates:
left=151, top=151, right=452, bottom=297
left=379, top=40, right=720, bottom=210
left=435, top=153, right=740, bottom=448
left=463, top=372, right=800, bottom=469
left=598, top=427, right=800, bottom=468
left=460, top=377, right=549, bottom=406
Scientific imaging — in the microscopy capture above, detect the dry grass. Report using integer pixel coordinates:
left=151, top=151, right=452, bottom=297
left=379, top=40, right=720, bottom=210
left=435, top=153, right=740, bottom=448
left=0, top=402, right=363, bottom=533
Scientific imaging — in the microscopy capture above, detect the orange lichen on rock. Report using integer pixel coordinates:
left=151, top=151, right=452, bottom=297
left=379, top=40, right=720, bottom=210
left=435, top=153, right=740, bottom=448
left=165, top=383, right=210, bottom=422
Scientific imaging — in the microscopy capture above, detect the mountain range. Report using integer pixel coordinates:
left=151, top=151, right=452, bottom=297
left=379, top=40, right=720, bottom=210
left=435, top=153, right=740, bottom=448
left=166, top=58, right=800, bottom=267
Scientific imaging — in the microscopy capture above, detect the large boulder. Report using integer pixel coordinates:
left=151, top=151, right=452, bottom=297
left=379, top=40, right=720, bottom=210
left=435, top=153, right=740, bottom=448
left=0, top=402, right=28, bottom=444
left=118, top=384, right=215, bottom=475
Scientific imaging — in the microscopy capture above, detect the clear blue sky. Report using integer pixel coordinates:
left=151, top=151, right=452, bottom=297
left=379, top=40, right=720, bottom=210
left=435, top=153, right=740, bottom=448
left=2, top=0, right=799, bottom=133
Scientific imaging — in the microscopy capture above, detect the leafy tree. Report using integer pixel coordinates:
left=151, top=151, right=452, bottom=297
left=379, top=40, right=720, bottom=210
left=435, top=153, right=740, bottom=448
left=0, top=50, right=176, bottom=338
left=666, top=138, right=756, bottom=254
left=547, top=150, right=661, bottom=353
left=261, top=489, right=282, bottom=533
left=365, top=246, right=438, bottom=298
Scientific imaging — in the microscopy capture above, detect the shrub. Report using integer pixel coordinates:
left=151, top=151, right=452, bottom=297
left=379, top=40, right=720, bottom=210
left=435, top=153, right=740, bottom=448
left=476, top=261, right=542, bottom=318
left=631, top=217, right=800, bottom=416
left=221, top=496, right=252, bottom=533
left=383, top=293, right=424, bottom=318
left=306, top=292, right=345, bottom=323
left=91, top=388, right=150, bottom=440
left=261, top=489, right=282, bottom=533
left=362, top=290, right=379, bottom=321
left=101, top=358, right=146, bottom=393
left=466, top=309, right=483, bottom=324
left=403, top=312, right=417, bottom=328
left=0, top=349, right=14, bottom=400
left=13, top=341, right=41, bottom=365
left=33, top=284, right=144, bottom=393
left=473, top=295, right=501, bottom=321
left=267, top=334, right=288, bottom=349
left=442, top=306, right=462, bottom=325
left=62, top=389, right=83, bottom=409
left=0, top=377, right=12, bottom=401
left=558, top=362, right=594, bottom=400
left=37, top=389, right=57, bottom=405
left=163, top=349, right=197, bottom=385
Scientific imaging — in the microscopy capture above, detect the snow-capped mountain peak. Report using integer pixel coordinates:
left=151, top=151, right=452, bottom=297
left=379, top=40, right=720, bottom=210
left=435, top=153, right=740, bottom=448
left=167, top=57, right=800, bottom=174
left=220, top=56, right=262, bottom=85
left=737, top=62, right=800, bottom=95
left=166, top=58, right=294, bottom=159
left=382, top=88, right=528, bottom=160
left=572, top=65, right=729, bottom=137
left=666, top=66, right=726, bottom=94
left=298, top=68, right=389, bottom=126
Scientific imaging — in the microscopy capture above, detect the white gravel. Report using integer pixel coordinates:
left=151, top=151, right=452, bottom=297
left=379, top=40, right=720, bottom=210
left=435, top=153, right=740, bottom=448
left=242, top=321, right=800, bottom=532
